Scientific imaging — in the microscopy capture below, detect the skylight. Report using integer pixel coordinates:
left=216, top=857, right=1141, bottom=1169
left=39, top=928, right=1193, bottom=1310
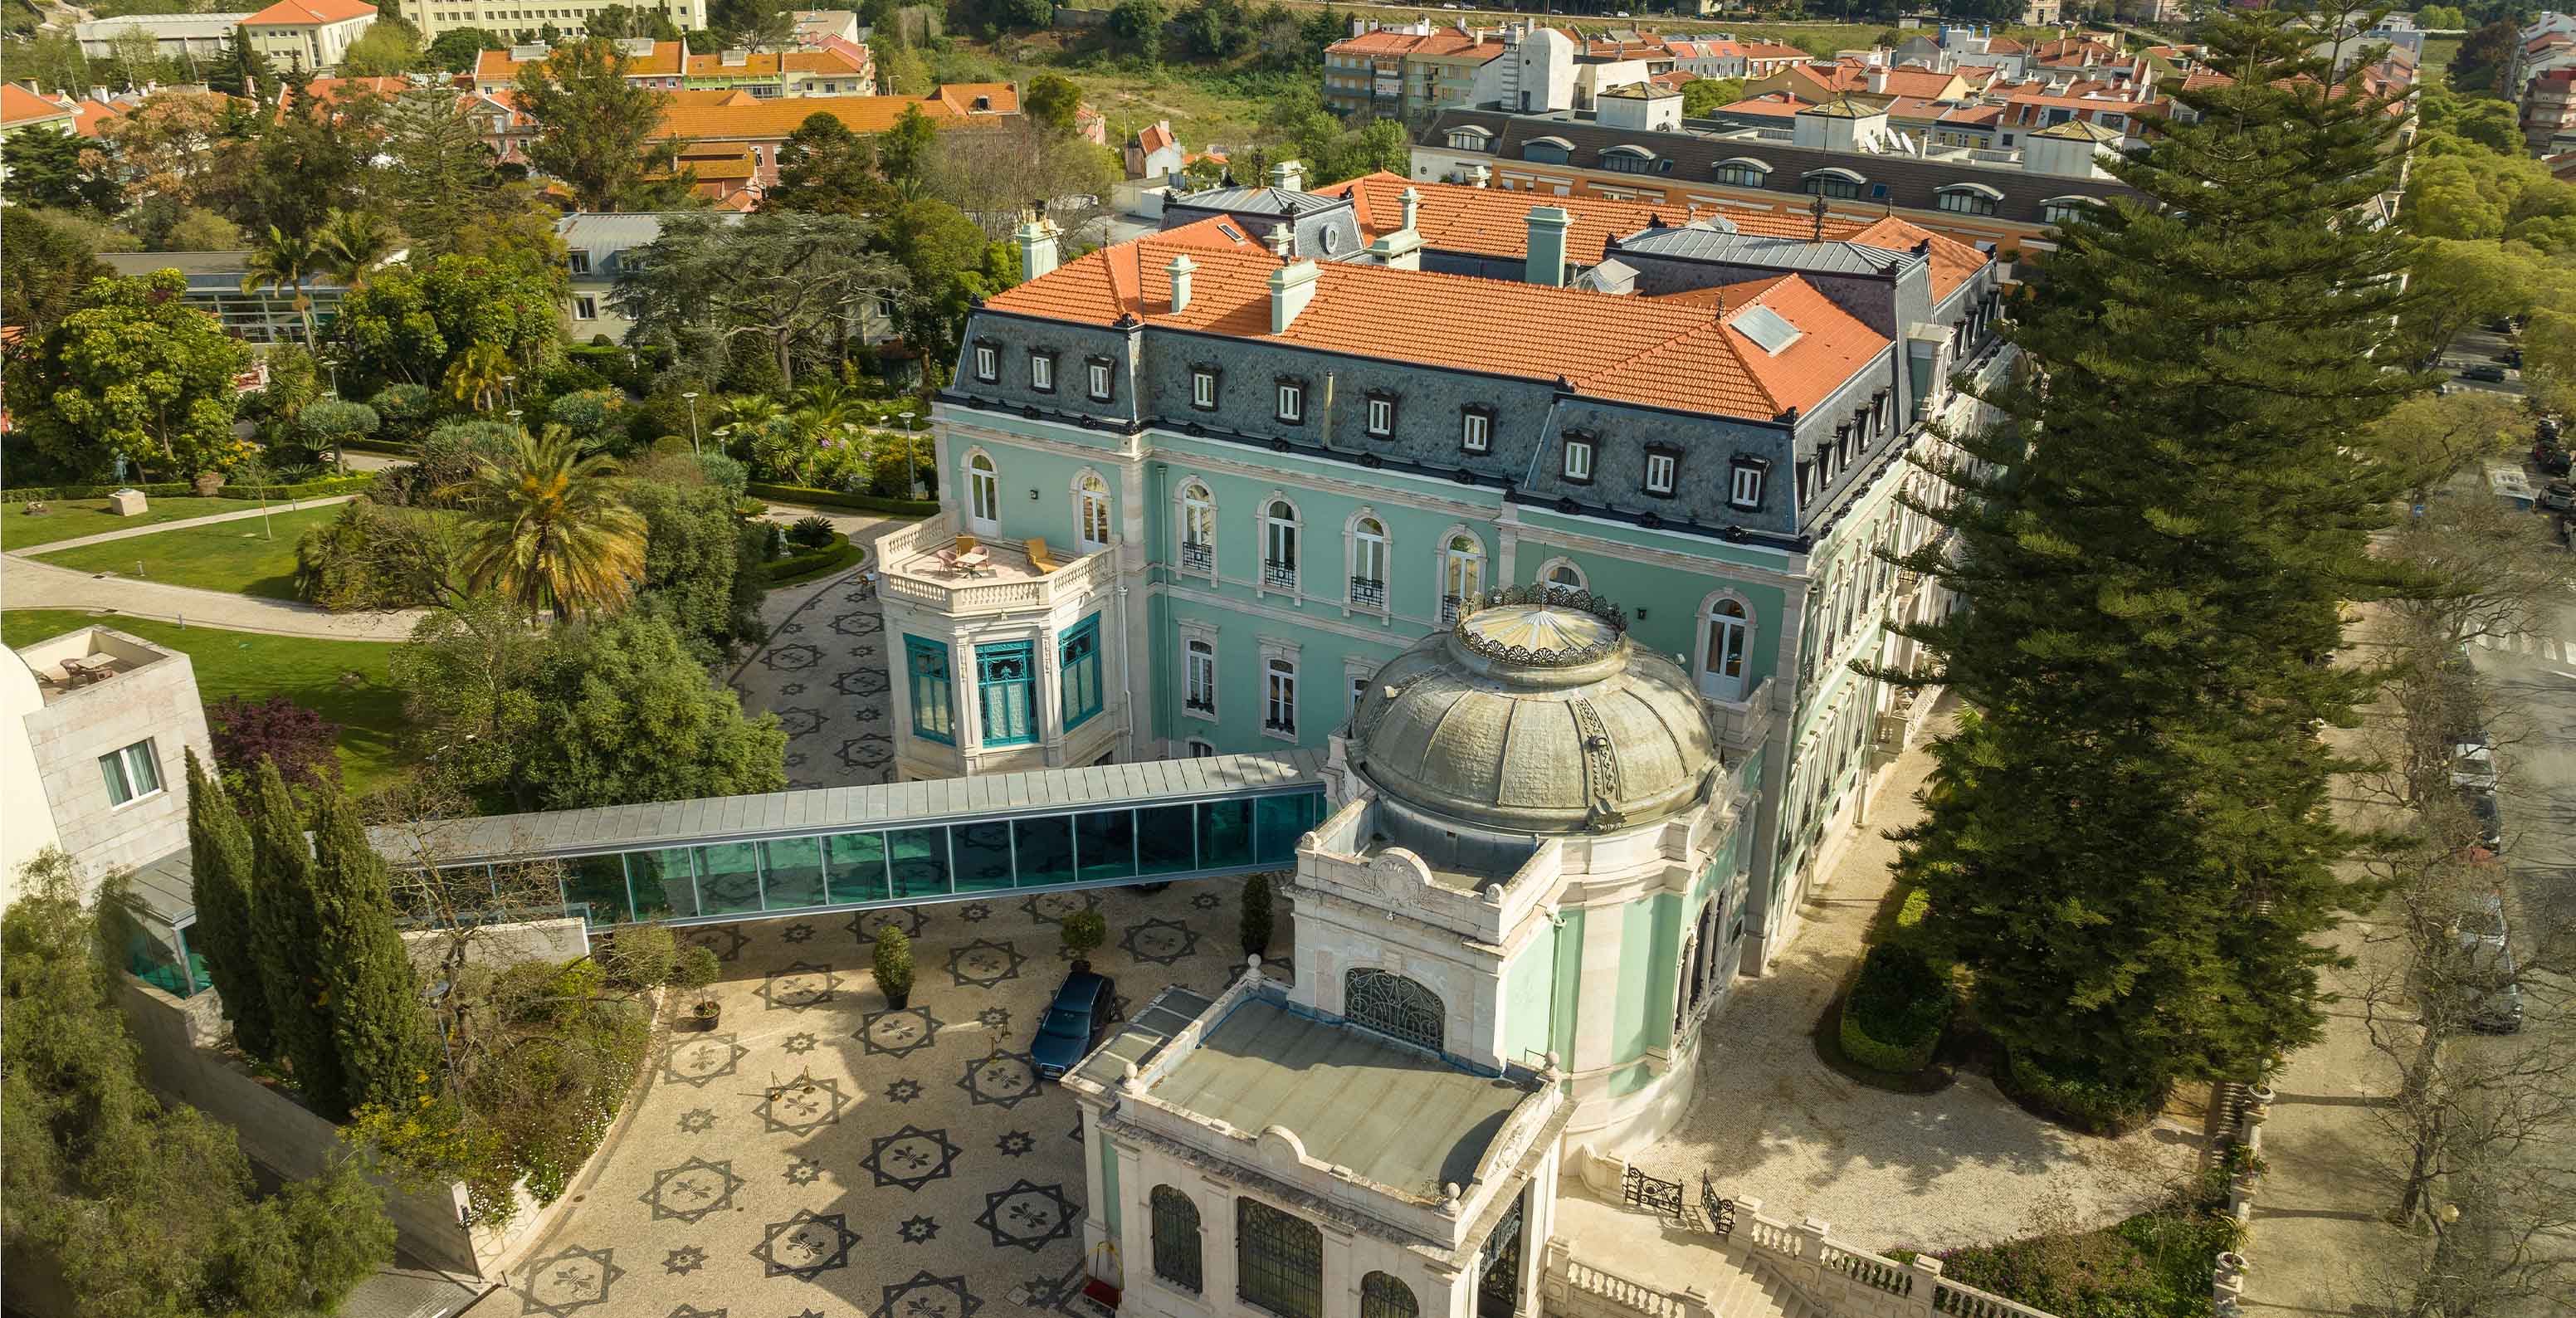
left=1217, top=223, right=1242, bottom=241
left=1732, top=305, right=1803, bottom=354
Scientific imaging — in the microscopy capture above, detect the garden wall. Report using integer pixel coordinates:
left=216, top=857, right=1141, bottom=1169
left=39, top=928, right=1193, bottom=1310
left=398, top=915, right=590, bottom=982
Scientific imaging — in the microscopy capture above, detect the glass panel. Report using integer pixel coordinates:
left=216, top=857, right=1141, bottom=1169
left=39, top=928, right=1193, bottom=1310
left=978, top=641, right=1037, bottom=747
left=692, top=842, right=763, bottom=917
left=1138, top=805, right=1196, bottom=876
left=952, top=821, right=1016, bottom=893
left=100, top=752, right=133, bottom=806
left=128, top=743, right=161, bottom=796
left=760, top=837, right=827, bottom=910
left=1237, top=1198, right=1324, bottom=1318
left=627, top=847, right=700, bottom=922
left=827, top=832, right=890, bottom=904
left=1075, top=809, right=1136, bottom=884
left=1256, top=793, right=1315, bottom=866
left=564, top=853, right=633, bottom=926
left=1198, top=799, right=1254, bottom=871
left=1014, top=816, right=1077, bottom=887
left=889, top=827, right=952, bottom=899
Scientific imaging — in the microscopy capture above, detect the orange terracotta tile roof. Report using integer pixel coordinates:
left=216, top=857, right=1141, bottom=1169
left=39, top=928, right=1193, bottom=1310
left=1327, top=27, right=1502, bottom=59
left=984, top=221, right=1886, bottom=419
left=1315, top=172, right=1853, bottom=266
left=67, top=98, right=128, bottom=137
left=1842, top=216, right=1988, bottom=303
left=276, top=75, right=405, bottom=121
left=1739, top=41, right=1811, bottom=61
left=242, top=0, right=373, bottom=22
left=0, top=84, right=73, bottom=127
left=681, top=45, right=871, bottom=78
left=1717, top=91, right=1812, bottom=118
left=653, top=88, right=1015, bottom=141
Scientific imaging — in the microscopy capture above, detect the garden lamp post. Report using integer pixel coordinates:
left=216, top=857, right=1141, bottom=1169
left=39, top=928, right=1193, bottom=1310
left=506, top=408, right=524, bottom=437
left=901, top=409, right=920, bottom=500
left=683, top=391, right=702, bottom=456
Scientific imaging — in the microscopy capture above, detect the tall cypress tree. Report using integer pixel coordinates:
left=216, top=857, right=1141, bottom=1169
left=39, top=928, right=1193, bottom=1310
left=245, top=760, right=345, bottom=1114
left=1884, top=10, right=2424, bottom=1101
left=308, top=785, right=437, bottom=1116
left=183, top=750, right=275, bottom=1060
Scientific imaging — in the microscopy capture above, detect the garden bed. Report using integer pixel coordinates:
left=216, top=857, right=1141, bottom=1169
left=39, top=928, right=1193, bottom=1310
left=744, top=481, right=938, bottom=517
left=762, top=532, right=864, bottom=588
left=1894, top=1198, right=2240, bottom=1318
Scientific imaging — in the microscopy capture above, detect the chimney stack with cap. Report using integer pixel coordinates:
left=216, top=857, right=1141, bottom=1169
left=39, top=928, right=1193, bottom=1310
left=1269, top=159, right=1307, bottom=192
left=1168, top=253, right=1198, bottom=313
left=1265, top=222, right=1295, bottom=260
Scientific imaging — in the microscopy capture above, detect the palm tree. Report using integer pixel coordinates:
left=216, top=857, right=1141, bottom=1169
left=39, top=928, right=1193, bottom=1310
left=314, top=208, right=398, bottom=293
left=445, top=340, right=512, bottom=412
left=713, top=394, right=785, bottom=456
left=242, top=225, right=323, bottom=347
left=446, top=426, right=647, bottom=620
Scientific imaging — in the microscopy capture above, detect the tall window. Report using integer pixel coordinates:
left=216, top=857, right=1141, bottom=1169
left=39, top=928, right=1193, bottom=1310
left=1702, top=599, right=1749, bottom=701
left=1350, top=517, right=1387, bottom=609
left=1029, top=350, right=1055, bottom=392
left=1191, top=367, right=1219, bottom=409
left=1087, top=359, right=1115, bottom=401
left=1076, top=474, right=1113, bottom=552
left=968, top=453, right=1000, bottom=529
left=977, top=641, right=1037, bottom=746
left=1730, top=460, right=1765, bottom=510
left=1060, top=616, right=1102, bottom=730
left=1186, top=639, right=1217, bottom=713
left=1442, top=534, right=1484, bottom=623
left=1152, top=1186, right=1203, bottom=1293
left=1366, top=393, right=1395, bottom=437
left=1276, top=381, right=1304, bottom=423
left=1644, top=448, right=1678, bottom=496
left=1237, top=1199, right=1323, bottom=1318
left=1461, top=408, right=1491, bottom=454
left=1264, top=658, right=1297, bottom=735
left=1544, top=561, right=1585, bottom=590
left=1262, top=500, right=1300, bottom=591
left=1361, top=1272, right=1420, bottom=1318
left=905, top=637, right=954, bottom=743
left=1344, top=969, right=1444, bottom=1051
left=1349, top=674, right=1371, bottom=718
left=1562, top=435, right=1594, bottom=482
left=973, top=344, right=997, bottom=382
left=1180, top=481, right=1215, bottom=574
left=98, top=739, right=162, bottom=807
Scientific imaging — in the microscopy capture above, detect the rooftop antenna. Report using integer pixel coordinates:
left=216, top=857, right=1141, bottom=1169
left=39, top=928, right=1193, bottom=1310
left=1808, top=193, right=1829, bottom=242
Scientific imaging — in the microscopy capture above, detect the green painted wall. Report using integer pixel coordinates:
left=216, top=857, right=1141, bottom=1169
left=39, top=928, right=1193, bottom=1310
left=1100, top=1131, right=1121, bottom=1242
left=1613, top=893, right=1684, bottom=1065
left=1514, top=546, right=1791, bottom=691
left=1551, top=906, right=1585, bottom=1078
left=1502, top=921, right=1558, bottom=1067
left=949, top=440, right=1125, bottom=561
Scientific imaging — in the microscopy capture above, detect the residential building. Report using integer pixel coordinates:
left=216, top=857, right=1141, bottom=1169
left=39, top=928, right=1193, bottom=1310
left=793, top=8, right=859, bottom=44
left=412, top=0, right=709, bottom=41
left=1320, top=19, right=1505, bottom=120
left=4, top=627, right=213, bottom=910
left=2525, top=66, right=2576, bottom=153
left=73, top=12, right=252, bottom=61
left=642, top=83, right=1017, bottom=188
left=98, top=250, right=348, bottom=344
left=1419, top=95, right=2137, bottom=251
left=1124, top=119, right=1186, bottom=180
left=1659, top=35, right=1812, bottom=81
left=2021, top=0, right=2062, bottom=23
left=558, top=211, right=738, bottom=341
left=1744, top=59, right=1974, bottom=105
left=0, top=83, right=78, bottom=187
left=239, top=0, right=378, bottom=75
left=471, top=37, right=872, bottom=96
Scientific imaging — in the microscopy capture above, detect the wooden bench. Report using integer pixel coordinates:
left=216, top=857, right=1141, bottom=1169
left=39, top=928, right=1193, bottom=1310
left=1026, top=537, right=1061, bottom=574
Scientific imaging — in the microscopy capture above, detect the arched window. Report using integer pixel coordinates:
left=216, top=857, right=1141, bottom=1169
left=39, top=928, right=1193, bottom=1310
left=1361, top=1272, right=1420, bottom=1318
left=966, top=451, right=1000, bottom=533
left=1540, top=559, right=1586, bottom=591
left=1700, top=597, right=1750, bottom=702
left=1237, top=1199, right=1323, bottom=1318
left=1262, top=500, right=1300, bottom=591
left=1178, top=481, right=1215, bottom=574
left=1441, top=533, right=1484, bottom=624
left=1076, top=472, right=1112, bottom=553
left=1350, top=516, right=1388, bottom=609
left=1344, top=968, right=1444, bottom=1052
left=1151, top=1185, right=1203, bottom=1293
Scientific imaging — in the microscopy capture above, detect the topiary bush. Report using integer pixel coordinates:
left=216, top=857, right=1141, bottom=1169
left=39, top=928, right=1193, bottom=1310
left=598, top=925, right=678, bottom=991
left=1999, top=1048, right=2166, bottom=1136
left=787, top=514, right=837, bottom=549
left=1837, top=943, right=1952, bottom=1075
left=1060, top=908, right=1106, bottom=962
left=368, top=383, right=440, bottom=445
left=1240, top=872, right=1275, bottom=958
left=874, top=926, right=915, bottom=1004
left=671, top=945, right=721, bottom=995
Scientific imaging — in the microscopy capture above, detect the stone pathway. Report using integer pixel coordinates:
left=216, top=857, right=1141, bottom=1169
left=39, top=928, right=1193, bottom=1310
left=728, top=510, right=915, bottom=792
left=1630, top=696, right=2204, bottom=1255
left=1, top=551, right=428, bottom=641
left=17, top=494, right=363, bottom=554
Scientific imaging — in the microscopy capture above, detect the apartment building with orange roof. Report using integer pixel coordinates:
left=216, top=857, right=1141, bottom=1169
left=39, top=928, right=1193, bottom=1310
left=895, top=163, right=2011, bottom=969
left=471, top=36, right=872, bottom=97
left=414, top=0, right=707, bottom=41
left=238, top=0, right=377, bottom=72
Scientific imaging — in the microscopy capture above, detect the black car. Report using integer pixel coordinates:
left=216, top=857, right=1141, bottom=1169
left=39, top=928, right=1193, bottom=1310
left=2461, top=785, right=2505, bottom=853
left=2496, top=349, right=2524, bottom=368
left=1030, top=970, right=1115, bottom=1079
left=2537, top=440, right=2573, bottom=477
left=2461, top=364, right=2509, bottom=383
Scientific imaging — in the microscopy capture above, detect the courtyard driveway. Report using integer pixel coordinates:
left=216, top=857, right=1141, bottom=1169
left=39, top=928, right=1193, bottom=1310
left=507, top=878, right=1277, bottom=1318
left=727, top=510, right=912, bottom=792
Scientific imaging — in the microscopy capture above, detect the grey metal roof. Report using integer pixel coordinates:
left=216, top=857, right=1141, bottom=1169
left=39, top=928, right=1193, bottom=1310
left=1149, top=996, right=1528, bottom=1199
left=1072, top=985, right=1214, bottom=1089
left=554, top=211, right=743, bottom=256
left=122, top=847, right=196, bottom=927
left=1166, top=185, right=1344, bottom=217
left=1609, top=226, right=1925, bottom=278
left=371, top=750, right=1327, bottom=867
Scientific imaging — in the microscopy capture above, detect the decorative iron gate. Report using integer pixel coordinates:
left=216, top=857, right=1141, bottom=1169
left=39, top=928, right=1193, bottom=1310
left=1475, top=1190, right=1524, bottom=1318
left=1700, top=1173, right=1736, bottom=1239
left=1622, top=1165, right=1685, bottom=1218
left=1344, top=969, right=1444, bottom=1052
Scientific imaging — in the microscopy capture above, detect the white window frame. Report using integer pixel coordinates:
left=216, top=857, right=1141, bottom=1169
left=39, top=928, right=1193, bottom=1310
left=98, top=738, right=163, bottom=808
left=1461, top=408, right=1491, bottom=453
left=1030, top=352, right=1054, bottom=392
left=1261, top=497, right=1301, bottom=593
left=1440, top=530, right=1485, bottom=621
left=965, top=449, right=1001, bottom=533
left=1074, top=471, right=1113, bottom=553
left=1730, top=461, right=1766, bottom=510
left=1698, top=591, right=1754, bottom=702
left=1349, top=513, right=1388, bottom=610
left=1563, top=437, right=1594, bottom=482
left=1178, top=480, right=1217, bottom=575
left=1644, top=449, right=1678, bottom=496
left=974, top=344, right=998, bottom=382
left=1191, top=368, right=1217, bottom=409
left=1276, top=382, right=1304, bottom=423
left=572, top=295, right=598, bottom=320
left=1263, top=657, right=1299, bottom=738
left=1183, top=637, right=1218, bottom=717
left=1366, top=395, right=1394, bottom=437
left=1537, top=557, right=1587, bottom=591
left=1087, top=359, right=1114, bottom=402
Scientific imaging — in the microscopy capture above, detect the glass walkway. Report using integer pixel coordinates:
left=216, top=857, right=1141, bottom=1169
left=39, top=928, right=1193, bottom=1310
left=368, top=751, right=1329, bottom=931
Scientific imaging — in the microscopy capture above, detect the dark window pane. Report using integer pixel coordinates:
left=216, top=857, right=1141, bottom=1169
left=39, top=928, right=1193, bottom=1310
left=1237, top=1198, right=1323, bottom=1318
left=889, top=827, right=952, bottom=899
left=564, top=854, right=632, bottom=925
left=1138, top=805, right=1197, bottom=876
left=627, top=848, right=700, bottom=921
left=953, top=821, right=1015, bottom=892
left=1015, top=816, right=1076, bottom=887
left=1199, top=799, right=1255, bottom=869
left=1255, top=793, right=1315, bottom=866
left=827, top=832, right=889, bottom=904
left=1075, top=809, right=1135, bottom=883
left=760, top=837, right=827, bottom=910
left=693, top=843, right=763, bottom=916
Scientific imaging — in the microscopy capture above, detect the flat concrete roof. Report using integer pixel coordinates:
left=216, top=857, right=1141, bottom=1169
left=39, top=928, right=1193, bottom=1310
left=1149, top=997, right=1525, bottom=1199
left=1073, top=985, right=1213, bottom=1089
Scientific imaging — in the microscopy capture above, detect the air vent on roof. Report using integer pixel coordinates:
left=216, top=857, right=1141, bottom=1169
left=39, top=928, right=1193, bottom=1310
left=722, top=48, right=749, bottom=66
left=1733, top=305, right=1802, bottom=354
left=509, top=44, right=549, bottom=60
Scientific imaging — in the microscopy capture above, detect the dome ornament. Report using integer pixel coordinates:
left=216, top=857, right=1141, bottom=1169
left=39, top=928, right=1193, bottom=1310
left=1451, top=585, right=1627, bottom=668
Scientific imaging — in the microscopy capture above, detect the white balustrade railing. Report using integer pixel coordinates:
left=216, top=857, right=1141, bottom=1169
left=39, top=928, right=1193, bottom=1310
left=1553, top=1256, right=1692, bottom=1318
left=877, top=526, right=1117, bottom=618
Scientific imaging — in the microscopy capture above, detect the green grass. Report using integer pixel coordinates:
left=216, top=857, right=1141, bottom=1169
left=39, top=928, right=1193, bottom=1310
left=31, top=504, right=349, bottom=600
left=2422, top=34, right=2462, bottom=84
left=2, top=609, right=411, bottom=795
left=0, top=496, right=285, bottom=552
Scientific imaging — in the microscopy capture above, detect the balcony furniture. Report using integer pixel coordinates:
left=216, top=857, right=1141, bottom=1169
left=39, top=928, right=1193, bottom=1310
left=1026, top=538, right=1061, bottom=574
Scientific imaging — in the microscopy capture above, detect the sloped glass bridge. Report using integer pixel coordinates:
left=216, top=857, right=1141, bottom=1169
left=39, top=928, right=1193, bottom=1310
left=368, top=751, right=1329, bottom=930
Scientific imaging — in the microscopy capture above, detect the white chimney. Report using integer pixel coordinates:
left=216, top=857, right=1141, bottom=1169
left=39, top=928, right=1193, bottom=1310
left=1866, top=66, right=1888, bottom=94
left=1265, top=222, right=1295, bottom=259
left=1269, top=159, right=1306, bottom=193
left=1400, top=185, right=1422, bottom=232
left=1270, top=260, right=1320, bottom=334
left=1469, top=163, right=1492, bottom=188
left=1015, top=207, right=1061, bottom=282
left=1168, top=253, right=1198, bottom=313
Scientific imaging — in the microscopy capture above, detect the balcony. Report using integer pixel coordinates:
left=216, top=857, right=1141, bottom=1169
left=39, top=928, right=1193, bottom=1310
left=876, top=514, right=1118, bottom=618
left=1439, top=593, right=1464, bottom=626
left=1181, top=541, right=1212, bottom=574
left=1349, top=577, right=1386, bottom=610
left=1701, top=676, right=1773, bottom=755
left=1261, top=560, right=1298, bottom=591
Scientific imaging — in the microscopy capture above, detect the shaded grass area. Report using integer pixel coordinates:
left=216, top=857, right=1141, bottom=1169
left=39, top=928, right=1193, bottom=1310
left=2, top=496, right=276, bottom=552
left=31, top=504, right=347, bottom=600
left=1895, top=1200, right=2240, bottom=1318
left=2, top=609, right=410, bottom=795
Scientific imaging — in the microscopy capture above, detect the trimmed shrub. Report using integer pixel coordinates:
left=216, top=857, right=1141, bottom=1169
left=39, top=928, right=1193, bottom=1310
left=671, top=945, right=721, bottom=994
left=368, top=384, right=440, bottom=445
left=5, top=474, right=378, bottom=503
left=1240, top=872, right=1274, bottom=958
left=874, top=926, right=915, bottom=1001
left=297, top=398, right=382, bottom=449
left=598, top=925, right=678, bottom=991
left=207, top=695, right=343, bottom=789
left=549, top=388, right=625, bottom=449
left=761, top=532, right=860, bottom=587
left=787, top=514, right=837, bottom=549
left=1837, top=943, right=1951, bottom=1075
left=295, top=500, right=456, bottom=610
left=2000, top=1048, right=2166, bottom=1136
left=1060, top=908, right=1106, bottom=961
left=744, top=481, right=938, bottom=517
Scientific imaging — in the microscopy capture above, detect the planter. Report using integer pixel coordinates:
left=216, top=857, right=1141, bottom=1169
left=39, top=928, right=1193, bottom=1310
left=688, top=1003, right=721, bottom=1032
left=884, top=986, right=910, bottom=1010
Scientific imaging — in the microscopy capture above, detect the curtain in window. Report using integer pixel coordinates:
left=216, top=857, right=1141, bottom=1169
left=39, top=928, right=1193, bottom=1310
left=978, top=642, right=1036, bottom=746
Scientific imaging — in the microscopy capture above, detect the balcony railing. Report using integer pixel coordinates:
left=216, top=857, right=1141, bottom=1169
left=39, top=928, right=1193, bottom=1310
left=1181, top=541, right=1212, bottom=574
left=1263, top=718, right=1297, bottom=735
left=1262, top=561, right=1297, bottom=591
left=879, top=527, right=1117, bottom=618
left=1349, top=577, right=1385, bottom=609
left=1185, top=696, right=1216, bottom=715
left=1440, top=593, right=1464, bottom=626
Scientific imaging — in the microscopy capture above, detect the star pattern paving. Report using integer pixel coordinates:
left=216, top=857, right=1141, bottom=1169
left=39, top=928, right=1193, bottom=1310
left=899, top=1214, right=939, bottom=1244
left=757, top=961, right=842, bottom=1012
left=751, top=1209, right=860, bottom=1281
left=944, top=939, right=1027, bottom=990
left=661, top=1034, right=749, bottom=1089
left=1120, top=917, right=1202, bottom=967
left=859, top=1124, right=963, bottom=1192
left=753, top=1074, right=850, bottom=1135
left=974, top=1180, right=1080, bottom=1252
left=515, top=1244, right=626, bottom=1317
left=956, top=1051, right=1043, bottom=1111
left=638, top=1157, right=745, bottom=1225
left=854, top=1005, right=944, bottom=1059
left=870, top=1272, right=982, bottom=1318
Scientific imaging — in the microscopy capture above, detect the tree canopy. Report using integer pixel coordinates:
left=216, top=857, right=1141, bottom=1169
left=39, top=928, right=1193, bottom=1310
left=515, top=37, right=674, bottom=211
left=4, top=267, right=253, bottom=483
left=609, top=211, right=905, bottom=391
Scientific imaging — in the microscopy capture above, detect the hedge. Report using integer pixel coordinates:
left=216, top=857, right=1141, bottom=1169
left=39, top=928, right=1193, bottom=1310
left=339, top=437, right=419, bottom=457
left=1998, top=1048, right=2164, bottom=1136
left=761, top=532, right=864, bottom=588
left=745, top=482, right=938, bottom=517
left=1837, top=943, right=1951, bottom=1076
left=5, top=473, right=379, bottom=503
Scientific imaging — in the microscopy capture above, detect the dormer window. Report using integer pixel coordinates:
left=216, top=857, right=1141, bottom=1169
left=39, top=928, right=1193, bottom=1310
left=1714, top=158, right=1770, bottom=187
left=1460, top=406, right=1492, bottom=454
left=1935, top=183, right=2001, bottom=216
left=1803, top=168, right=1865, bottom=200
left=973, top=341, right=998, bottom=383
left=1798, top=460, right=1816, bottom=504
left=1602, top=144, right=1670, bottom=175
left=1276, top=378, right=1305, bottom=424
left=1364, top=392, right=1396, bottom=438
left=1643, top=446, right=1680, bottom=498
left=2041, top=196, right=2095, bottom=226
left=1730, top=457, right=1767, bottom=510
left=568, top=249, right=593, bottom=276
left=1562, top=433, right=1595, bottom=484
left=1029, top=349, right=1056, bottom=393
left=1523, top=134, right=1575, bottom=165
left=1086, top=357, right=1115, bottom=403
left=1191, top=365, right=1220, bottom=410
left=1446, top=126, right=1495, bottom=151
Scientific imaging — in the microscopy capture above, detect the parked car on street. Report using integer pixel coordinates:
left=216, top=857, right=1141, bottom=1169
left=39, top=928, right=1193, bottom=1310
left=2461, top=364, right=2509, bottom=383
left=1031, top=969, right=1116, bottom=1079
left=2452, top=740, right=2498, bottom=793
left=2534, top=439, right=2570, bottom=476
left=2541, top=478, right=2574, bottom=513
left=2461, top=784, right=2505, bottom=853
left=2452, top=892, right=2524, bottom=1035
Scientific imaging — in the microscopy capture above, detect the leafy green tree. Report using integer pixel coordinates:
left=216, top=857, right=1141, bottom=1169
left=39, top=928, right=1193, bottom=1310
left=1178, top=0, right=1255, bottom=59
left=1680, top=76, right=1747, bottom=117
left=242, top=224, right=324, bottom=346
left=339, top=21, right=423, bottom=75
left=1240, top=872, right=1273, bottom=956
left=243, top=69, right=387, bottom=242
left=1109, top=0, right=1168, bottom=64
left=881, top=197, right=1015, bottom=377
left=1, top=129, right=119, bottom=212
left=0, top=209, right=113, bottom=342
left=515, top=37, right=674, bottom=211
left=184, top=751, right=276, bottom=1060
left=388, top=593, right=550, bottom=806
left=427, top=26, right=505, bottom=72
left=876, top=103, right=939, bottom=198
left=1023, top=72, right=1082, bottom=138
left=205, top=26, right=278, bottom=96
left=588, top=3, right=684, bottom=40
left=308, top=786, right=437, bottom=1115
left=2416, top=4, right=2464, bottom=27
left=2450, top=17, right=2516, bottom=91
left=995, top=0, right=1052, bottom=30
left=2418, top=85, right=2521, bottom=154
left=1883, top=10, right=2424, bottom=1104
left=449, top=426, right=649, bottom=619
left=315, top=208, right=400, bottom=292
left=244, top=763, right=348, bottom=1113
left=764, top=111, right=884, bottom=215
left=333, top=251, right=562, bottom=392
left=626, top=474, right=763, bottom=653
left=4, top=267, right=253, bottom=482
left=610, top=210, right=905, bottom=390
left=2, top=851, right=394, bottom=1318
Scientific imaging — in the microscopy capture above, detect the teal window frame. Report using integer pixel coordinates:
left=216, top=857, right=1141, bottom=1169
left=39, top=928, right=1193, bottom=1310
left=905, top=636, right=955, bottom=744
left=1061, top=615, right=1103, bottom=731
left=978, top=640, right=1039, bottom=747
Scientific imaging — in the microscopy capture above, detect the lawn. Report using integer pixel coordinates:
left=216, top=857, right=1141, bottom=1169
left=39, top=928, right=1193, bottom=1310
left=30, top=503, right=350, bottom=601
left=2, top=609, right=412, bottom=795
left=2422, top=34, right=2461, bottom=84
left=1, top=496, right=280, bottom=553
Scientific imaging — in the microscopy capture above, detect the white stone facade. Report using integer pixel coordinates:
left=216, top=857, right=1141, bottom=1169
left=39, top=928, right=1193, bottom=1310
left=6, top=627, right=213, bottom=902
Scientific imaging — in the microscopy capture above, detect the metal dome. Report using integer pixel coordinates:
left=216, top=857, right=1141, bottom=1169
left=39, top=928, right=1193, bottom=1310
left=1349, top=588, right=1720, bottom=833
